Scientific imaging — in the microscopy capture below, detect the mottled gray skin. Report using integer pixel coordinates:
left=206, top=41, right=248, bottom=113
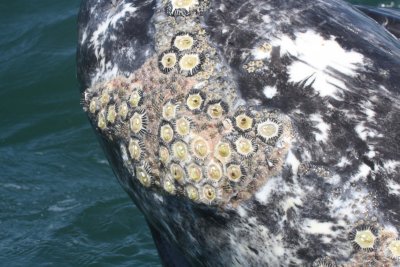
left=77, top=0, right=400, bottom=266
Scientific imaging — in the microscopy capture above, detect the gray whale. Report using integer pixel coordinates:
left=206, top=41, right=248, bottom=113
left=77, top=0, right=400, bottom=266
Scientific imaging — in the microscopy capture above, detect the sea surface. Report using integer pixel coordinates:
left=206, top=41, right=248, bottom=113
left=0, top=0, right=398, bottom=266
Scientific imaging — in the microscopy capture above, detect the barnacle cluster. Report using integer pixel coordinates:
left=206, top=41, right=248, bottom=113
left=83, top=0, right=293, bottom=207
left=83, top=57, right=292, bottom=206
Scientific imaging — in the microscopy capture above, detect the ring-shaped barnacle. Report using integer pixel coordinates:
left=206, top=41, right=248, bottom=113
left=172, top=141, right=189, bottom=161
left=312, top=257, right=337, bottom=267
left=172, top=32, right=195, bottom=51
left=257, top=118, right=282, bottom=144
left=226, top=163, right=244, bottom=182
left=215, top=141, right=232, bottom=160
left=233, top=111, right=254, bottom=132
left=206, top=100, right=229, bottom=119
left=160, top=123, right=175, bottom=144
left=118, top=102, right=129, bottom=120
left=179, top=53, right=203, bottom=76
left=348, top=224, right=378, bottom=252
left=186, top=90, right=205, bottom=112
left=202, top=184, right=217, bottom=202
left=135, top=165, right=152, bottom=187
left=130, top=110, right=147, bottom=136
left=388, top=240, right=400, bottom=260
left=129, top=90, right=143, bottom=108
left=165, top=0, right=199, bottom=16
left=207, top=161, right=223, bottom=181
left=107, top=105, right=117, bottom=124
left=159, top=145, right=170, bottom=165
left=100, top=92, right=111, bottom=106
left=175, top=117, right=191, bottom=136
left=191, top=136, right=209, bottom=160
left=159, top=50, right=178, bottom=74
left=163, top=177, right=176, bottom=194
left=234, top=136, right=257, bottom=158
left=97, top=111, right=107, bottom=130
left=187, top=163, right=203, bottom=183
left=89, top=99, right=98, bottom=114
left=162, top=101, right=178, bottom=121
left=170, top=162, right=185, bottom=182
left=186, top=185, right=199, bottom=201
left=128, top=138, right=144, bottom=161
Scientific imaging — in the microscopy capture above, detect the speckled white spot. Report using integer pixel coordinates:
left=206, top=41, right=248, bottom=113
left=273, top=30, right=364, bottom=98
left=286, top=150, right=300, bottom=175
left=310, top=114, right=330, bottom=143
left=304, top=219, right=335, bottom=235
left=263, top=86, right=277, bottom=99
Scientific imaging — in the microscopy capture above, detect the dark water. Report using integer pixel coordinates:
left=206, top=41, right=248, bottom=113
left=0, top=0, right=398, bottom=266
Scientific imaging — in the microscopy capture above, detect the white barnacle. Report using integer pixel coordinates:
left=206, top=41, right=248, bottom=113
left=257, top=118, right=282, bottom=143
left=166, top=0, right=199, bottom=16
left=136, top=165, right=152, bottom=187
left=234, top=136, right=256, bottom=157
left=107, top=105, right=117, bottom=124
left=173, top=32, right=195, bottom=51
left=226, top=164, right=243, bottom=182
left=159, top=50, right=178, bottom=74
left=130, top=111, right=146, bottom=135
left=179, top=53, right=203, bottom=76
left=128, top=138, right=142, bottom=161
left=186, top=90, right=204, bottom=111
left=162, top=101, right=178, bottom=121
left=160, top=124, right=174, bottom=143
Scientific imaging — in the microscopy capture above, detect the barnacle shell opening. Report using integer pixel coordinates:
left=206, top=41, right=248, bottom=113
left=354, top=229, right=376, bottom=249
left=174, top=33, right=194, bottom=50
left=179, top=54, right=201, bottom=75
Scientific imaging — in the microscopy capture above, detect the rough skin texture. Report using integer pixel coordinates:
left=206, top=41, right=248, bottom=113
left=77, top=0, right=400, bottom=266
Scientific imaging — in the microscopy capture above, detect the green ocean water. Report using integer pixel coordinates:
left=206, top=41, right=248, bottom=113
left=0, top=1, right=398, bottom=266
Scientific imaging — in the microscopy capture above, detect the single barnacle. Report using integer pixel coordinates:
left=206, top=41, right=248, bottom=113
left=349, top=225, right=378, bottom=251
left=97, top=111, right=107, bottom=130
left=179, top=53, right=203, bottom=76
left=159, top=50, right=178, bottom=74
left=227, top=164, right=243, bottom=182
left=118, top=102, right=129, bottom=120
left=128, top=138, right=143, bottom=161
left=107, top=105, right=117, bottom=124
left=186, top=90, right=205, bottom=112
left=173, top=32, right=195, bottom=51
left=89, top=99, right=97, bottom=114
left=130, top=111, right=147, bottom=135
left=160, top=123, right=174, bottom=143
left=165, top=0, right=199, bottom=16
left=170, top=163, right=185, bottom=182
left=162, top=101, right=178, bottom=121
left=257, top=118, right=282, bottom=143
left=312, top=257, right=337, bottom=267
left=136, top=165, right=152, bottom=187
left=234, top=112, right=254, bottom=132
left=172, top=141, right=189, bottom=161
left=129, top=90, right=143, bottom=107
left=186, top=185, right=199, bottom=201
left=234, top=136, right=256, bottom=157
left=163, top=178, right=176, bottom=194
left=159, top=146, right=170, bottom=165
left=202, top=184, right=216, bottom=202
left=100, top=92, right=110, bottom=106
left=207, top=162, right=222, bottom=181
left=175, top=117, right=191, bottom=136
left=216, top=142, right=231, bottom=159
left=192, top=136, right=209, bottom=159
left=206, top=100, right=228, bottom=119
left=388, top=240, right=400, bottom=259
left=187, top=163, right=203, bottom=182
